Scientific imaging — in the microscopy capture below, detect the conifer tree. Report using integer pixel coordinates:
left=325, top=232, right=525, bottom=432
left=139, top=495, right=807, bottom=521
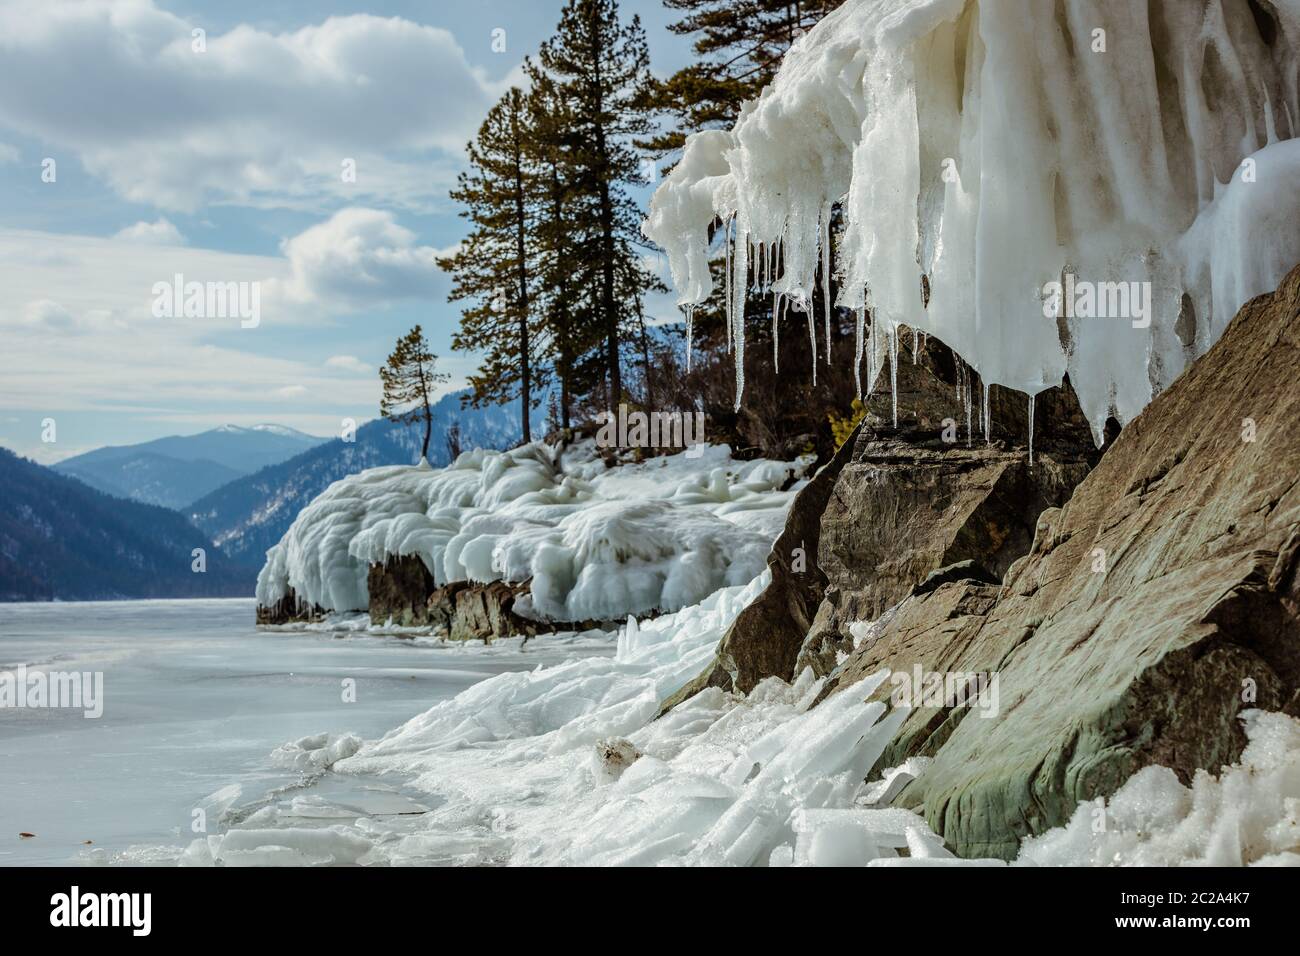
left=640, top=0, right=846, bottom=158
left=538, top=0, right=654, bottom=408
left=439, top=87, right=543, bottom=443
left=379, top=325, right=450, bottom=463
left=524, top=63, right=602, bottom=430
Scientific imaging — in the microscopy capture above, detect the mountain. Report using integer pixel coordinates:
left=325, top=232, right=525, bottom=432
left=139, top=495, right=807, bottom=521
left=53, top=424, right=327, bottom=509
left=188, top=392, right=541, bottom=567
left=0, top=448, right=255, bottom=601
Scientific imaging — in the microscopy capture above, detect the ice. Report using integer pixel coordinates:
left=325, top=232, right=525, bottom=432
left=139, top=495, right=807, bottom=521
left=257, top=441, right=812, bottom=622
left=1018, top=710, right=1300, bottom=866
left=643, top=0, right=1300, bottom=438
left=270, top=732, right=362, bottom=772
left=183, top=575, right=949, bottom=866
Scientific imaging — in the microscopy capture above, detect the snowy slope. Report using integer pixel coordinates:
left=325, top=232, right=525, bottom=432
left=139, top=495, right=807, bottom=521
left=256, top=441, right=812, bottom=620
left=644, top=0, right=1300, bottom=439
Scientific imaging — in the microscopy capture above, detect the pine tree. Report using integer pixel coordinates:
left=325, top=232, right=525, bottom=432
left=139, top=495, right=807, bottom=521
left=640, top=0, right=847, bottom=158
left=538, top=0, right=654, bottom=409
left=379, top=325, right=450, bottom=463
left=439, top=87, right=544, bottom=443
left=524, top=63, right=603, bottom=430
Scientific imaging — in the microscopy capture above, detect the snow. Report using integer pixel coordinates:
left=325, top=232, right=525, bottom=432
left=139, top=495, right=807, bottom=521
left=186, top=574, right=979, bottom=866
left=1018, top=710, right=1300, bottom=867
left=643, top=0, right=1300, bottom=439
left=256, top=441, right=812, bottom=623
left=136, top=592, right=1300, bottom=867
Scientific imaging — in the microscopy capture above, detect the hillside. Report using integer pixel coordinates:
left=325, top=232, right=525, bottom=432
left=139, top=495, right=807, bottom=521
left=0, top=448, right=255, bottom=601
left=53, top=424, right=326, bottom=509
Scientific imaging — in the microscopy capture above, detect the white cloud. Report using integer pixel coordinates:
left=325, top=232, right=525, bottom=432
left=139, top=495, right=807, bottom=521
left=113, top=217, right=186, bottom=245
left=0, top=142, right=18, bottom=164
left=0, top=1, right=509, bottom=211
left=275, top=385, right=308, bottom=399
left=272, top=207, right=452, bottom=309
left=20, top=299, right=76, bottom=329
left=325, top=354, right=372, bottom=373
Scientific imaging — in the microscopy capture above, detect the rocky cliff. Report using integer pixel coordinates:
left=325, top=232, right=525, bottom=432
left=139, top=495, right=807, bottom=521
left=662, top=265, right=1300, bottom=860
left=662, top=327, right=1099, bottom=706
left=851, top=265, right=1300, bottom=857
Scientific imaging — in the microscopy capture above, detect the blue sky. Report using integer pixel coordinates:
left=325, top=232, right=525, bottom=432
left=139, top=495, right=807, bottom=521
left=0, top=0, right=692, bottom=462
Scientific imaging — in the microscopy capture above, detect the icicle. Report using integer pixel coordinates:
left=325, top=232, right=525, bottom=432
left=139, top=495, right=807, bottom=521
left=965, top=375, right=972, bottom=448
left=772, top=293, right=780, bottom=374
left=853, top=306, right=865, bottom=398
left=820, top=202, right=832, bottom=366
left=724, top=217, right=733, bottom=355
left=807, top=305, right=818, bottom=387
left=1028, top=394, right=1035, bottom=467
left=889, top=323, right=898, bottom=427
left=684, top=304, right=694, bottom=373
left=983, top=381, right=991, bottom=444
left=733, top=230, right=748, bottom=411
left=912, top=326, right=919, bottom=364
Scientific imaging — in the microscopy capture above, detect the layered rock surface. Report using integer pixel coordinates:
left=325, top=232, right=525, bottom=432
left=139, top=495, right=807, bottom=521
left=823, top=265, right=1300, bottom=858
left=661, top=327, right=1098, bottom=705
left=364, top=554, right=598, bottom=642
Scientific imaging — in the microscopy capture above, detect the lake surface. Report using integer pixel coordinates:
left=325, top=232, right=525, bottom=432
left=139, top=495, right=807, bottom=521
left=0, top=599, right=613, bottom=866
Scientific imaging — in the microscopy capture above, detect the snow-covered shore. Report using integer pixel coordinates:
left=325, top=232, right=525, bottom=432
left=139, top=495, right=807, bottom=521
left=256, top=441, right=812, bottom=624
left=181, top=576, right=1300, bottom=867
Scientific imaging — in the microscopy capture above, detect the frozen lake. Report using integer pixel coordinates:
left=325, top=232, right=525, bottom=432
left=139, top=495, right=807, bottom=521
left=0, top=599, right=614, bottom=866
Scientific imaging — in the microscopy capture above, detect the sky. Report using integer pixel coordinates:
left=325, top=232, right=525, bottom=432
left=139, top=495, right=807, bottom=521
left=0, top=0, right=693, bottom=463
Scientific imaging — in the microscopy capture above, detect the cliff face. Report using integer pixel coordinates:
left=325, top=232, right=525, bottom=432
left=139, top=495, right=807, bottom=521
left=819, top=264, right=1300, bottom=857
left=661, top=327, right=1098, bottom=705
left=660, top=264, right=1300, bottom=860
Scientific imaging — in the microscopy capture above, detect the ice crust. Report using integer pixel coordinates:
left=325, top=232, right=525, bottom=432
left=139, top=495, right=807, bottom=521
left=644, top=0, right=1300, bottom=438
left=255, top=441, right=811, bottom=622
left=187, top=575, right=955, bottom=866
left=188, top=581, right=1300, bottom=866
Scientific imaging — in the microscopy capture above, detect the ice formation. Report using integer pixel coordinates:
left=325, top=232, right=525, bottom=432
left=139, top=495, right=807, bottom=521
left=644, top=0, right=1300, bottom=439
left=183, top=575, right=968, bottom=867
left=183, top=577, right=1300, bottom=866
left=1018, top=710, right=1300, bottom=866
left=255, top=442, right=811, bottom=623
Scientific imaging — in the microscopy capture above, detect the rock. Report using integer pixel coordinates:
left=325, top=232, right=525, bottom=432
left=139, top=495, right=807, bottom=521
left=657, top=416, right=863, bottom=710
left=815, top=578, right=1002, bottom=769
left=594, top=737, right=642, bottom=783
left=825, top=264, right=1300, bottom=859
left=367, top=554, right=438, bottom=627
left=364, top=555, right=602, bottom=642
left=451, top=580, right=533, bottom=642
left=797, top=429, right=1092, bottom=676
left=913, top=559, right=1000, bottom=596
left=255, top=587, right=327, bottom=625
left=425, top=581, right=471, bottom=630
left=658, top=326, right=1096, bottom=710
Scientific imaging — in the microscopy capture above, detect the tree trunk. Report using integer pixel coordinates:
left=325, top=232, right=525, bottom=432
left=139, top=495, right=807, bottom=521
left=637, top=298, right=653, bottom=410
left=590, top=7, right=620, bottom=407
left=549, top=160, right=573, bottom=432
left=511, top=104, right=532, bottom=444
